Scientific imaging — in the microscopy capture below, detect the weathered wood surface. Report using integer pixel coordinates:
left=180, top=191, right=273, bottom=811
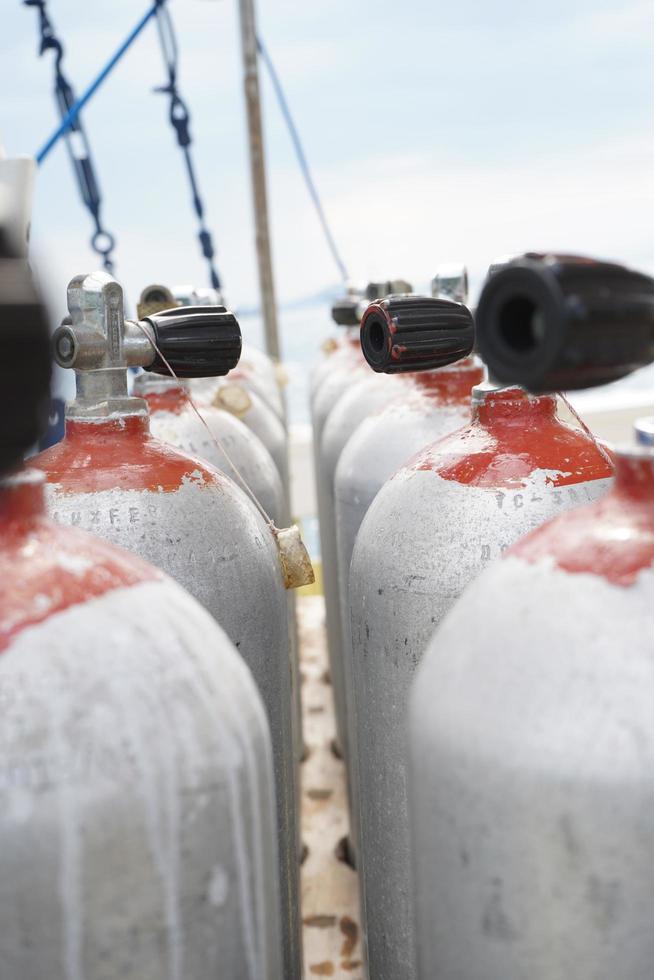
left=299, top=596, right=363, bottom=979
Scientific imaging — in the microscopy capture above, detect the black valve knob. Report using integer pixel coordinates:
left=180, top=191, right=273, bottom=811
left=0, top=238, right=52, bottom=475
left=475, top=253, right=654, bottom=393
left=142, top=305, right=242, bottom=378
left=360, top=295, right=475, bottom=373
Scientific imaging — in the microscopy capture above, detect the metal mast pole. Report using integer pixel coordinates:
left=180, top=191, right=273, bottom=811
left=237, top=0, right=280, bottom=359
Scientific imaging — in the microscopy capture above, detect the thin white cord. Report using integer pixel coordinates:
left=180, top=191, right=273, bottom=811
left=135, top=322, right=277, bottom=530
left=558, top=391, right=614, bottom=469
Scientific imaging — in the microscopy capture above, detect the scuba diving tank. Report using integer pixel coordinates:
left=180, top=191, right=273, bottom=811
left=135, top=286, right=285, bottom=524
left=136, top=288, right=302, bottom=796
left=320, top=274, right=474, bottom=767
left=32, top=271, right=302, bottom=979
left=132, top=374, right=285, bottom=526
left=310, top=282, right=366, bottom=397
left=0, top=250, right=283, bottom=977
left=171, top=285, right=289, bottom=494
left=348, top=255, right=616, bottom=980
left=172, top=283, right=286, bottom=420
left=334, top=289, right=481, bottom=790
left=207, top=376, right=290, bottom=499
left=311, top=279, right=412, bottom=417
left=311, top=280, right=411, bottom=752
left=409, top=253, right=654, bottom=980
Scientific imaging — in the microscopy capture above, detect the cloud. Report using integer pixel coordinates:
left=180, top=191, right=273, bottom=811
left=580, top=0, right=654, bottom=43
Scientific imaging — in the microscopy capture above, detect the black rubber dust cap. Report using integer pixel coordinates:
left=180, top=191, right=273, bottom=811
left=476, top=253, right=654, bottom=392
left=143, top=305, right=242, bottom=378
left=0, top=242, right=52, bottom=476
left=360, top=295, right=474, bottom=373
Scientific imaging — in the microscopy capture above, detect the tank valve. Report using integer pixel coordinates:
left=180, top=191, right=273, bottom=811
left=331, top=294, right=362, bottom=326
left=431, top=264, right=469, bottom=304
left=360, top=294, right=475, bottom=373
left=136, top=284, right=179, bottom=320
left=331, top=279, right=414, bottom=327
left=475, top=253, right=654, bottom=392
left=53, top=271, right=242, bottom=380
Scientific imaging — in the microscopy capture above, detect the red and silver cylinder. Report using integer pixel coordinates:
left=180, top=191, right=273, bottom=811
left=170, top=283, right=285, bottom=420
left=348, top=380, right=613, bottom=979
left=133, top=372, right=285, bottom=525
left=410, top=444, right=654, bottom=979
left=0, top=257, right=283, bottom=978
left=408, top=252, right=654, bottom=980
left=0, top=470, right=283, bottom=979
left=32, top=271, right=301, bottom=978
left=322, top=281, right=476, bottom=768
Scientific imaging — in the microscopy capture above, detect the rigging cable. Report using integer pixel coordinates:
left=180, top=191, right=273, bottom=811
left=154, top=2, right=222, bottom=294
left=25, top=0, right=119, bottom=273
left=256, top=35, right=350, bottom=286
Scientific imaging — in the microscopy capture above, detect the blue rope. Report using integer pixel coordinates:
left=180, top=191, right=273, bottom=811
left=36, top=1, right=161, bottom=164
left=256, top=35, right=350, bottom=285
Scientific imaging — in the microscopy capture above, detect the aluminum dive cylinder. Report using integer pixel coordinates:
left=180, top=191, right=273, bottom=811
left=135, top=285, right=286, bottom=520
left=310, top=280, right=412, bottom=411
left=171, top=283, right=286, bottom=419
left=31, top=272, right=302, bottom=979
left=310, top=285, right=366, bottom=398
left=311, top=282, right=412, bottom=757
left=132, top=373, right=302, bottom=811
left=206, top=377, right=290, bottom=500
left=133, top=373, right=285, bottom=525
left=317, top=370, right=402, bottom=758
left=410, top=443, right=654, bottom=980
left=0, top=470, right=283, bottom=980
left=408, top=254, right=654, bottom=980
left=335, top=294, right=481, bottom=806
left=321, top=284, right=476, bottom=767
left=0, top=253, right=283, bottom=978
left=348, top=372, right=614, bottom=974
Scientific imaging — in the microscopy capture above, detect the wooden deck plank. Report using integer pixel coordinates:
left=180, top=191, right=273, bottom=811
left=298, top=596, right=363, bottom=980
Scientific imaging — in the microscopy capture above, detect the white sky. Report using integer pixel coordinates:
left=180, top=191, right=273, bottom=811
left=2, top=0, right=654, bottom=349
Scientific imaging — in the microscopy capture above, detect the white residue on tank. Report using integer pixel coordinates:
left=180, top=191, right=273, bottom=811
left=208, top=864, right=229, bottom=907
left=0, top=577, right=267, bottom=980
left=179, top=637, right=263, bottom=980
left=56, top=553, right=94, bottom=576
left=50, top=662, right=84, bottom=980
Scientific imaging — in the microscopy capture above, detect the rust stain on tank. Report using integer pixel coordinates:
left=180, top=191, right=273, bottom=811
left=310, top=961, right=335, bottom=975
left=340, top=915, right=359, bottom=957
left=303, top=914, right=338, bottom=928
left=307, top=788, right=333, bottom=801
left=341, top=958, right=363, bottom=971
